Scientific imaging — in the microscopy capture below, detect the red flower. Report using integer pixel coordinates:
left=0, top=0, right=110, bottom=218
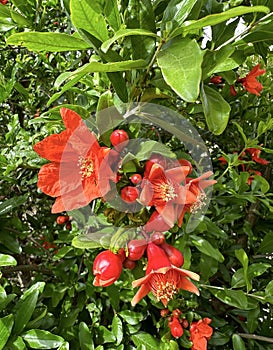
left=140, top=163, right=196, bottom=228
left=238, top=64, right=266, bottom=96
left=230, top=85, right=237, bottom=96
left=247, top=169, right=262, bottom=185
left=245, top=147, right=269, bottom=165
left=93, top=250, right=123, bottom=287
left=190, top=318, right=213, bottom=350
left=131, top=243, right=199, bottom=307
left=177, top=171, right=216, bottom=226
left=169, top=317, right=183, bottom=338
left=0, top=0, right=8, bottom=4
left=33, top=108, right=113, bottom=213
left=210, top=75, right=223, bottom=84
left=144, top=211, right=172, bottom=233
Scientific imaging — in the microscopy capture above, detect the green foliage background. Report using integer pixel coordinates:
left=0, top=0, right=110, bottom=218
left=1, top=0, right=273, bottom=349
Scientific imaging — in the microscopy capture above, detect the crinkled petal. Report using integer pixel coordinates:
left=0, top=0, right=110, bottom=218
left=60, top=108, right=84, bottom=133
left=37, top=163, right=61, bottom=197
left=178, top=277, right=200, bottom=296
left=166, top=166, right=191, bottom=182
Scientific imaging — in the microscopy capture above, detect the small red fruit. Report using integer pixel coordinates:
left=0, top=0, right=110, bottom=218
left=150, top=232, right=165, bottom=245
left=130, top=174, right=142, bottom=185
left=56, top=215, right=69, bottom=225
left=65, top=222, right=72, bottom=231
left=127, top=239, right=147, bottom=261
left=168, top=317, right=184, bottom=338
left=121, top=186, right=139, bottom=203
left=123, top=258, right=136, bottom=270
left=161, top=242, right=184, bottom=267
left=182, top=319, right=189, bottom=328
left=110, top=129, right=129, bottom=149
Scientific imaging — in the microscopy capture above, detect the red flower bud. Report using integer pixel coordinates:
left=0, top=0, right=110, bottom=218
left=130, top=174, right=142, bottom=185
left=93, top=250, right=123, bottom=287
left=150, top=232, right=165, bottom=245
left=160, top=308, right=169, bottom=318
left=65, top=222, right=72, bottom=231
left=161, top=242, right=184, bottom=267
left=127, top=239, right=147, bottom=261
left=117, top=248, right=126, bottom=262
left=121, top=186, right=139, bottom=203
left=172, top=309, right=182, bottom=318
left=182, top=319, right=189, bottom=328
left=168, top=317, right=183, bottom=338
left=56, top=215, right=69, bottom=225
left=110, top=129, right=129, bottom=149
left=230, top=85, right=237, bottom=96
left=123, top=258, right=136, bottom=270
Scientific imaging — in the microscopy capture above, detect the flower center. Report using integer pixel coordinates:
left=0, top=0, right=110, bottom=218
left=154, top=180, right=177, bottom=202
left=190, top=192, right=207, bottom=213
left=149, top=270, right=179, bottom=305
left=78, top=156, right=94, bottom=179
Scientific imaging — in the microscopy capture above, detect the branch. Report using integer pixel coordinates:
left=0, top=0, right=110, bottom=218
left=238, top=333, right=273, bottom=343
left=1, top=264, right=52, bottom=276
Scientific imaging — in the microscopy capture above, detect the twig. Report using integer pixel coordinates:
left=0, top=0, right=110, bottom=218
left=238, top=333, right=273, bottom=343
left=1, top=264, right=52, bottom=276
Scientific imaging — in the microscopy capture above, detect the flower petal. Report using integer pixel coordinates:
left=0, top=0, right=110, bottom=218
left=131, top=284, right=150, bottom=306
left=37, top=163, right=61, bottom=197
left=60, top=108, right=84, bottom=133
left=178, top=277, right=199, bottom=296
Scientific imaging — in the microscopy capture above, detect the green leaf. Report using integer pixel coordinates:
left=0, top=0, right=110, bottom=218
left=13, top=283, right=45, bottom=335
left=104, top=0, right=121, bottom=31
left=211, top=289, right=248, bottom=309
left=157, top=38, right=203, bottom=102
left=161, top=0, right=198, bottom=32
left=7, top=32, right=91, bottom=52
left=70, top=0, right=108, bottom=42
left=200, top=85, right=230, bottom=135
left=191, top=235, right=224, bottom=262
left=112, top=315, right=123, bottom=346
left=171, top=5, right=270, bottom=37
left=132, top=332, right=158, bottom=350
left=6, top=336, right=27, bottom=350
left=233, top=121, right=247, bottom=144
left=0, top=254, right=17, bottom=267
left=79, top=322, right=94, bottom=350
left=0, top=194, right=29, bottom=216
left=235, top=249, right=251, bottom=293
left=258, top=231, right=273, bottom=253
left=101, top=28, right=158, bottom=53
left=0, top=314, right=14, bottom=350
left=232, top=334, right=246, bottom=350
left=239, top=16, right=273, bottom=45
left=119, top=310, right=144, bottom=325
left=97, top=326, right=116, bottom=343
left=22, top=330, right=64, bottom=349
left=135, top=140, right=176, bottom=160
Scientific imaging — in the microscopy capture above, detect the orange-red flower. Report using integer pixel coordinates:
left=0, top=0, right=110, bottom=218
left=245, top=147, right=269, bottom=165
left=238, top=64, right=266, bottom=96
left=33, top=108, right=112, bottom=213
left=131, top=242, right=199, bottom=307
left=177, top=171, right=217, bottom=226
left=140, top=163, right=196, bottom=228
left=190, top=318, right=213, bottom=350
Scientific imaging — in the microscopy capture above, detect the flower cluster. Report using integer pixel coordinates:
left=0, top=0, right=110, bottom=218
left=34, top=108, right=216, bottom=344
left=161, top=308, right=213, bottom=349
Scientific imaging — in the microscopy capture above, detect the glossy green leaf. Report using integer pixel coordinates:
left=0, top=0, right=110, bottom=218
left=104, top=0, right=121, bottom=31
left=6, top=32, right=91, bottom=52
left=171, top=5, right=270, bottom=37
left=200, top=85, right=230, bottom=135
left=6, top=336, right=27, bottom=350
left=112, top=315, right=123, bottom=346
left=132, top=332, right=158, bottom=350
left=191, top=235, right=225, bottom=262
left=72, top=228, right=115, bottom=250
left=239, top=17, right=273, bottom=45
left=0, top=253, right=17, bottom=267
left=235, top=249, right=251, bottom=292
left=119, top=310, right=144, bottom=325
left=70, top=0, right=108, bottom=42
left=22, top=330, right=64, bottom=349
left=101, top=28, right=158, bottom=53
left=79, top=322, right=94, bottom=350
left=258, top=231, right=273, bottom=253
left=135, top=140, right=176, bottom=160
left=161, top=0, right=198, bottom=32
left=97, top=325, right=116, bottom=343
left=0, top=194, right=29, bottom=216
left=157, top=38, right=204, bottom=102
left=232, top=334, right=246, bottom=350
left=211, top=289, right=248, bottom=309
left=0, top=314, right=14, bottom=350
